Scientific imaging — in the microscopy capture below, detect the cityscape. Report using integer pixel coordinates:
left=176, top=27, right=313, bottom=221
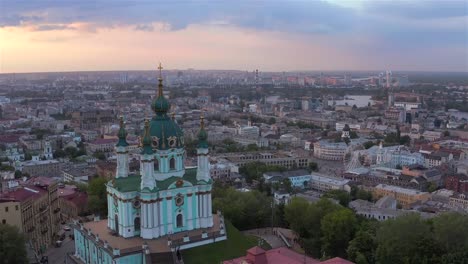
left=0, top=1, right=468, bottom=264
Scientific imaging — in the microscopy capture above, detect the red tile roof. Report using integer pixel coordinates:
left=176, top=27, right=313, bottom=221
left=0, top=134, right=21, bottom=144
left=0, top=186, right=46, bottom=202
left=89, top=138, right=117, bottom=145
left=224, top=247, right=354, bottom=264
left=224, top=247, right=321, bottom=264
left=321, top=257, right=354, bottom=264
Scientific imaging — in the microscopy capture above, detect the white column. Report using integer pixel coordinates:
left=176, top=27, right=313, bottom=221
left=141, top=203, right=146, bottom=229
left=195, top=194, right=200, bottom=229
left=167, top=198, right=173, bottom=234
left=153, top=202, right=159, bottom=238
left=202, top=194, right=207, bottom=228
left=208, top=193, right=213, bottom=227
left=188, top=195, right=193, bottom=230
left=159, top=200, right=165, bottom=237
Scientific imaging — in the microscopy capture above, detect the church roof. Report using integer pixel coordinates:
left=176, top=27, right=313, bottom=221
left=112, top=167, right=210, bottom=192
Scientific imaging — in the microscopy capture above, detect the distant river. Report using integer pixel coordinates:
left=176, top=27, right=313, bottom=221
left=328, top=95, right=374, bottom=108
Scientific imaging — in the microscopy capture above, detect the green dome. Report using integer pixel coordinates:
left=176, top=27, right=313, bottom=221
left=143, top=65, right=184, bottom=151
left=198, top=129, right=207, bottom=141
left=152, top=95, right=170, bottom=115
left=148, top=114, right=184, bottom=150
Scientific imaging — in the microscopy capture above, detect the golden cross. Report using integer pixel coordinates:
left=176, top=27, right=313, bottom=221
left=158, top=62, right=163, bottom=78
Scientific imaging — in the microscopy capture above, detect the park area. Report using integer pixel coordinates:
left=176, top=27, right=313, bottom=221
left=182, top=221, right=271, bottom=264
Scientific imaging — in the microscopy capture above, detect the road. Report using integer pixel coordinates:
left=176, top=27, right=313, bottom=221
left=44, top=232, right=75, bottom=264
left=243, top=228, right=286, bottom=249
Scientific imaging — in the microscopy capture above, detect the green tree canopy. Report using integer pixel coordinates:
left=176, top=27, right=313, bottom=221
left=87, top=177, right=108, bottom=216
left=0, top=224, right=27, bottom=264
left=376, top=214, right=435, bottom=264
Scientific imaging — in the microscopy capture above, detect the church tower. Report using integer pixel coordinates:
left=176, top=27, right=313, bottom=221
left=115, top=116, right=129, bottom=178
left=196, top=113, right=210, bottom=182
left=43, top=140, right=53, bottom=160
left=140, top=119, right=156, bottom=191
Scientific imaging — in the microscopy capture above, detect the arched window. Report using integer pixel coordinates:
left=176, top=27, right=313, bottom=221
left=134, top=217, right=140, bottom=232
left=154, top=159, right=159, bottom=171
left=176, top=214, right=183, bottom=228
left=170, top=158, right=176, bottom=170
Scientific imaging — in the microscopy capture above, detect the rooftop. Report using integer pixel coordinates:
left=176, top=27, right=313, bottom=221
left=78, top=213, right=223, bottom=255
left=310, top=174, right=349, bottom=186
left=375, top=184, right=428, bottom=196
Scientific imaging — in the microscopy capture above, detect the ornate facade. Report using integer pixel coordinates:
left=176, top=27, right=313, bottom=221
left=73, top=65, right=222, bottom=264
left=108, top=66, right=213, bottom=239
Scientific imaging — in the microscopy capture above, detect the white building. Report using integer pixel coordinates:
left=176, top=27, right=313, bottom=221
left=309, top=173, right=350, bottom=192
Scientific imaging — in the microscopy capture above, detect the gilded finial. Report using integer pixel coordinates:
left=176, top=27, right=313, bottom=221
left=119, top=116, right=124, bottom=127
left=200, top=112, right=205, bottom=130
left=157, top=62, right=164, bottom=97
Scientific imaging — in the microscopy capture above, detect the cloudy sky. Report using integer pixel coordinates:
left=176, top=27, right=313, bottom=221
left=0, top=0, right=467, bottom=73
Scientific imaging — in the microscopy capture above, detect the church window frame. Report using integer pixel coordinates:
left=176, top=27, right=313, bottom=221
left=154, top=158, right=159, bottom=172
left=134, top=217, right=141, bottom=232
left=151, top=136, right=159, bottom=148
left=132, top=199, right=141, bottom=209
left=176, top=213, right=183, bottom=228
left=169, top=157, right=176, bottom=170
left=168, top=136, right=177, bottom=148
left=175, top=194, right=184, bottom=207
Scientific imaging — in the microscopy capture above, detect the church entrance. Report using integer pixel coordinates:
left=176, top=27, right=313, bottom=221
left=134, top=217, right=141, bottom=235
left=133, top=217, right=140, bottom=232
left=115, top=214, right=119, bottom=234
left=176, top=214, right=183, bottom=228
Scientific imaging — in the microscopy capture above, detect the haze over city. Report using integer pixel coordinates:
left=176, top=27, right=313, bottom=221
left=2, top=1, right=468, bottom=264
left=1, top=0, right=467, bottom=73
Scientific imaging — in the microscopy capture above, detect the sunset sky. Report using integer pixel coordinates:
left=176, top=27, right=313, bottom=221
left=0, top=0, right=467, bottom=73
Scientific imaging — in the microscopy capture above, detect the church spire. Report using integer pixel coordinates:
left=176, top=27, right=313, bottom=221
left=197, top=112, right=208, bottom=148
left=157, top=62, right=163, bottom=97
left=141, top=119, right=153, bottom=155
left=116, top=116, right=129, bottom=147
left=152, top=62, right=170, bottom=115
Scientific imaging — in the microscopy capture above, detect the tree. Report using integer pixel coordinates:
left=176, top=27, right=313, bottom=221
left=375, top=214, right=433, bottom=264
left=432, top=213, right=468, bottom=255
left=64, top=146, right=78, bottom=158
left=363, top=141, right=375, bottom=149
left=347, top=221, right=378, bottom=264
left=350, top=186, right=373, bottom=202
left=399, top=135, right=411, bottom=146
left=54, top=149, right=66, bottom=158
left=213, top=187, right=272, bottom=230
left=309, top=162, right=318, bottom=172
left=14, top=170, right=22, bottom=179
left=320, top=208, right=357, bottom=258
left=349, top=131, right=359, bottom=139
left=268, top=117, right=276, bottom=124
left=323, top=190, right=350, bottom=207
left=87, top=177, right=108, bottom=216
left=281, top=178, right=293, bottom=193
left=93, top=151, right=106, bottom=160
left=0, top=224, right=27, bottom=264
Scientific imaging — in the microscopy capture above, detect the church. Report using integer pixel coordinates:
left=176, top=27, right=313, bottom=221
left=72, top=64, right=226, bottom=264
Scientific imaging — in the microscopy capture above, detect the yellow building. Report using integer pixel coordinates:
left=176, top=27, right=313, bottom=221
left=0, top=177, right=60, bottom=255
left=373, top=184, right=430, bottom=208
